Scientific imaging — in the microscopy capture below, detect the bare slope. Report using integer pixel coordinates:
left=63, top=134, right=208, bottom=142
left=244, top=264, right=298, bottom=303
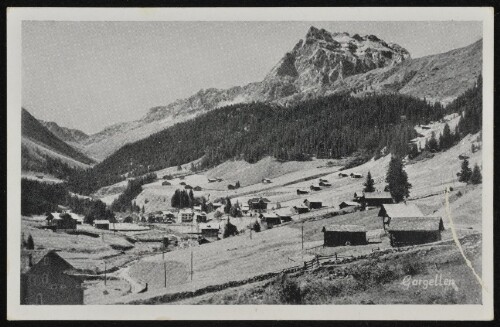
left=21, top=108, right=95, bottom=171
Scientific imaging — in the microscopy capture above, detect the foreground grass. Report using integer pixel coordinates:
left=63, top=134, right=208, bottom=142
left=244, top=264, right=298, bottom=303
left=177, top=233, right=482, bottom=305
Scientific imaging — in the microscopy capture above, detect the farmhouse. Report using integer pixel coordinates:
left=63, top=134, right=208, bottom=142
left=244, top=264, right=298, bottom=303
left=178, top=209, right=194, bottom=223
left=304, top=198, right=322, bottom=209
left=310, top=185, right=322, bottom=191
left=241, top=204, right=250, bottom=214
left=50, top=213, right=77, bottom=231
left=193, top=205, right=202, bottom=212
left=338, top=172, right=349, bottom=178
left=361, top=192, right=393, bottom=207
left=93, top=220, right=110, bottom=230
left=339, top=201, right=361, bottom=210
left=296, top=189, right=309, bottom=195
left=353, top=191, right=364, bottom=201
left=274, top=208, right=293, bottom=222
left=259, top=213, right=281, bottom=227
left=199, top=223, right=220, bottom=241
left=386, top=217, right=444, bottom=247
left=193, top=186, right=203, bottom=191
left=195, top=212, right=208, bottom=223
left=321, top=225, right=367, bottom=247
left=248, top=197, right=270, bottom=210
left=294, top=205, right=310, bottom=214
left=21, top=250, right=83, bottom=305
left=350, top=173, right=363, bottom=178
left=378, top=203, right=424, bottom=228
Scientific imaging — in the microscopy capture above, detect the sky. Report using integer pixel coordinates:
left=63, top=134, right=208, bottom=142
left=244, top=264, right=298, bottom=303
left=22, top=21, right=482, bottom=134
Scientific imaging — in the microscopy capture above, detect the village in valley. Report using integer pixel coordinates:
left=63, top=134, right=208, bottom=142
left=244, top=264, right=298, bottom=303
left=18, top=22, right=484, bottom=306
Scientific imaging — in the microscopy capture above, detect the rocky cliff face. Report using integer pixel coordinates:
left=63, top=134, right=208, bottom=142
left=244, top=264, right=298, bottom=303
left=80, top=27, right=481, bottom=161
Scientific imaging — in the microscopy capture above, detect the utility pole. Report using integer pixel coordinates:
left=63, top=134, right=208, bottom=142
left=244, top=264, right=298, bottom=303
left=301, top=222, right=304, bottom=250
left=190, top=249, right=193, bottom=281
left=164, top=260, right=167, bottom=288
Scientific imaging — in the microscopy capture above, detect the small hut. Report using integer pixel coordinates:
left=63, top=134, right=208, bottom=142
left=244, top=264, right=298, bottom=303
left=322, top=225, right=367, bottom=247
left=386, top=217, right=444, bottom=247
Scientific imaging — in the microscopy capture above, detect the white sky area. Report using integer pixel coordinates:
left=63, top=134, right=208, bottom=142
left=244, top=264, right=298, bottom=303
left=22, top=21, right=482, bottom=134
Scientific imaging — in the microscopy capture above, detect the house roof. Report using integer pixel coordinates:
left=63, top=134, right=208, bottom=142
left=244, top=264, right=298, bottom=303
left=248, top=197, right=271, bottom=203
left=340, top=201, right=361, bottom=207
left=94, top=220, right=110, bottom=224
left=21, top=249, right=51, bottom=274
left=380, top=203, right=423, bottom=218
left=322, top=224, right=367, bottom=232
left=354, top=191, right=364, bottom=197
left=260, top=213, right=280, bottom=219
left=199, top=223, right=220, bottom=230
left=363, top=192, right=392, bottom=199
left=386, top=217, right=444, bottom=232
left=304, top=198, right=322, bottom=203
left=179, top=209, right=194, bottom=214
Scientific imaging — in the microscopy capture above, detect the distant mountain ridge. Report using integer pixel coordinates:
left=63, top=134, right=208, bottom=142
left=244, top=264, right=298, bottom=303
left=22, top=108, right=95, bottom=172
left=39, top=120, right=89, bottom=144
left=78, top=28, right=481, bottom=161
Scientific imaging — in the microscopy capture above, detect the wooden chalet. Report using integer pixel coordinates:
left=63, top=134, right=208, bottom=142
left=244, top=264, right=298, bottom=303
left=339, top=201, right=361, bottom=210
left=248, top=197, right=270, bottom=210
left=294, top=205, right=310, bottom=214
left=259, top=212, right=281, bottom=227
left=310, top=185, right=322, bottom=191
left=361, top=192, right=394, bottom=207
left=321, top=225, right=367, bottom=247
left=195, top=211, right=208, bottom=223
left=386, top=217, right=444, bottom=247
left=50, top=213, right=77, bottom=231
left=199, top=223, right=220, bottom=241
left=178, top=209, right=194, bottom=223
left=93, top=220, right=110, bottom=230
left=21, top=250, right=83, bottom=305
left=304, top=199, right=322, bottom=209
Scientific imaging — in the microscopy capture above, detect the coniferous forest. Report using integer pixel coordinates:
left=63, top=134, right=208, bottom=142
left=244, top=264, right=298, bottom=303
left=93, top=93, right=445, bottom=182
left=45, top=78, right=482, bottom=197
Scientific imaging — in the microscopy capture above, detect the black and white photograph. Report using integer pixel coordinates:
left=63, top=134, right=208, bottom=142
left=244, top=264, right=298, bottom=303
left=6, top=7, right=494, bottom=320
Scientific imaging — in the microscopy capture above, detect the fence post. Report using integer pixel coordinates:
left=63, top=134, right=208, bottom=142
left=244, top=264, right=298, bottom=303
left=335, top=253, right=338, bottom=261
left=316, top=255, right=320, bottom=267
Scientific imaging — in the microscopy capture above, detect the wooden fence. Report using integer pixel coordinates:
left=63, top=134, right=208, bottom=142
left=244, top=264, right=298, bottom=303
left=302, top=253, right=355, bottom=270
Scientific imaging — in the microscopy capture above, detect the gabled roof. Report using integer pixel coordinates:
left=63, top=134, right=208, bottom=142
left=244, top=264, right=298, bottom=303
left=380, top=203, right=423, bottom=218
left=386, top=217, right=444, bottom=232
left=340, top=201, right=361, bottom=207
left=94, top=219, right=110, bottom=224
left=322, top=224, right=367, bottom=232
left=363, top=192, right=392, bottom=199
left=199, top=223, right=220, bottom=230
left=248, top=197, right=271, bottom=203
left=304, top=198, right=322, bottom=203
left=260, top=213, right=280, bottom=219
left=21, top=250, right=51, bottom=273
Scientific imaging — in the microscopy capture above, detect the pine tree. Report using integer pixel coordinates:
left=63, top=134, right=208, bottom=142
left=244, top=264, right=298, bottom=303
left=253, top=220, right=261, bottom=232
left=224, top=197, right=232, bottom=214
left=386, top=156, right=412, bottom=203
left=469, top=163, right=482, bottom=184
left=235, top=181, right=241, bottom=189
left=26, top=234, right=35, bottom=250
left=363, top=171, right=375, bottom=192
left=427, top=131, right=439, bottom=152
left=459, top=159, right=473, bottom=183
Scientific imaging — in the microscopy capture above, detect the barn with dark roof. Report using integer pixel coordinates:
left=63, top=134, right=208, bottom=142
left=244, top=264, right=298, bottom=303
left=386, top=217, right=444, bottom=247
left=321, top=224, right=367, bottom=247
